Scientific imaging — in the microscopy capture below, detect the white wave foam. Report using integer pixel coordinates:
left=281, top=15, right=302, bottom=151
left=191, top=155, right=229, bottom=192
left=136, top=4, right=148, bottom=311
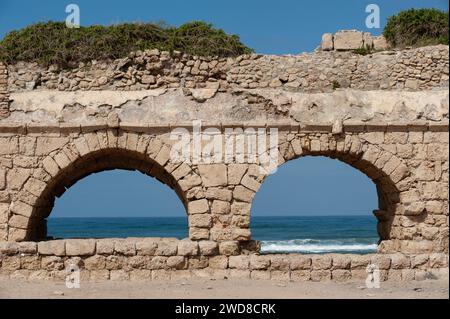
left=261, top=239, right=377, bottom=253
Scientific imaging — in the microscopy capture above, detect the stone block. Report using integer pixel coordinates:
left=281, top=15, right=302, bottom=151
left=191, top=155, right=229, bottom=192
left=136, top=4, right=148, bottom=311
left=334, top=30, right=363, bottom=50
left=211, top=200, right=231, bottom=215
left=250, top=255, right=271, bottom=270
left=18, top=242, right=37, bottom=254
left=321, top=33, right=334, bottom=51
left=198, top=241, right=219, bottom=256
left=41, top=256, right=64, bottom=271
left=232, top=186, right=254, bottom=203
left=189, top=214, right=212, bottom=228
left=198, top=164, right=227, bottom=187
left=270, top=256, right=290, bottom=271
left=291, top=270, right=311, bottom=281
left=114, top=240, right=136, bottom=256
left=228, top=255, right=250, bottom=269
left=188, top=199, right=209, bottom=214
left=218, top=241, right=240, bottom=256
left=2, top=256, right=20, bottom=271
left=155, top=240, right=178, bottom=256
left=310, top=270, right=331, bottom=281
left=136, top=239, right=158, bottom=256
left=331, top=255, right=351, bottom=270
left=84, top=255, right=106, bottom=270
left=311, top=255, right=332, bottom=270
left=208, top=255, right=228, bottom=269
left=0, top=241, right=19, bottom=255
left=65, top=239, right=96, bottom=256
left=189, top=227, right=210, bottom=240
left=96, top=239, right=114, bottom=255
left=177, top=240, right=199, bottom=256
left=38, top=240, right=66, bottom=256
left=290, top=255, right=311, bottom=270
left=205, top=188, right=232, bottom=201
left=149, top=256, right=167, bottom=270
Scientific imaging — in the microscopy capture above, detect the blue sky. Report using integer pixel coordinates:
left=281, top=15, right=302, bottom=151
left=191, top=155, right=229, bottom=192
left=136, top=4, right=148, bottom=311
left=0, top=0, right=448, bottom=54
left=51, top=157, right=377, bottom=218
left=1, top=1, right=446, bottom=218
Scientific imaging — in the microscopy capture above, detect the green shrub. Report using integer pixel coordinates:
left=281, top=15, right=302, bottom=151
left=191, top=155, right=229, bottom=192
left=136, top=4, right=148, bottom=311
left=353, top=44, right=374, bottom=56
left=383, top=8, right=449, bottom=48
left=0, top=21, right=253, bottom=67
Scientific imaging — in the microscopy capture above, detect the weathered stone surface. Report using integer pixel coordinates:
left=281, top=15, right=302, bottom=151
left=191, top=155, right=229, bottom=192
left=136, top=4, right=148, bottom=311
left=114, top=240, right=136, bottom=256
left=84, top=255, right=106, bottom=270
left=198, top=241, right=219, bottom=256
left=218, top=241, right=240, bottom=256
left=65, top=239, right=96, bottom=256
left=155, top=240, right=178, bottom=256
left=229, top=255, right=250, bottom=269
left=232, top=186, right=254, bottom=203
left=0, top=241, right=18, bottom=254
left=135, top=239, right=158, bottom=256
left=167, top=256, right=187, bottom=269
left=211, top=200, right=231, bottom=215
left=9, top=201, right=33, bottom=218
left=18, top=241, right=37, bottom=254
left=227, top=164, right=247, bottom=185
left=187, top=225, right=208, bottom=240
left=334, top=30, right=363, bottom=50
left=321, top=33, right=334, bottom=51
left=96, top=239, right=114, bottom=255
left=188, top=199, right=209, bottom=215
left=177, top=240, right=199, bottom=256
left=189, top=214, right=212, bottom=228
left=38, top=240, right=65, bottom=256
left=205, top=188, right=232, bottom=201
left=198, top=164, right=227, bottom=187
left=290, top=256, right=312, bottom=270
left=208, top=255, right=229, bottom=269
left=311, top=256, right=332, bottom=270
left=250, top=255, right=271, bottom=270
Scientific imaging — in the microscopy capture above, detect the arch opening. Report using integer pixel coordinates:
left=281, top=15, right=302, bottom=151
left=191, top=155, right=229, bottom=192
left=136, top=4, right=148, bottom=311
left=28, top=148, right=187, bottom=241
left=251, top=152, right=400, bottom=254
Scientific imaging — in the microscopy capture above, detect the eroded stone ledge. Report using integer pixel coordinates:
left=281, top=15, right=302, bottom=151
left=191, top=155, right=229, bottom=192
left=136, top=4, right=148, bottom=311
left=0, top=122, right=448, bottom=135
left=4, top=88, right=448, bottom=126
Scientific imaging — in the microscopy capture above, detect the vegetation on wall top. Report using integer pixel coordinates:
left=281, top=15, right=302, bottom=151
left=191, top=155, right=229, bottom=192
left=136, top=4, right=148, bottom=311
left=383, top=8, right=449, bottom=48
left=0, top=21, right=254, bottom=67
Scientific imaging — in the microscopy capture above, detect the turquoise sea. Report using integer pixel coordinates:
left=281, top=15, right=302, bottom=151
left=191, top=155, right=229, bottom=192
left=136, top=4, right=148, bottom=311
left=48, top=215, right=378, bottom=254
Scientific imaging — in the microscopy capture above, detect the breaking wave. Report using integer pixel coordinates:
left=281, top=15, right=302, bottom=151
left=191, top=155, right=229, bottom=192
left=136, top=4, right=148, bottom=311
left=261, top=238, right=378, bottom=254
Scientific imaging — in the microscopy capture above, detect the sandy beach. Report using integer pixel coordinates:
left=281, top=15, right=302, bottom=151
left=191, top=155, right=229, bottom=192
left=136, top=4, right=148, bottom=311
left=0, top=278, right=448, bottom=299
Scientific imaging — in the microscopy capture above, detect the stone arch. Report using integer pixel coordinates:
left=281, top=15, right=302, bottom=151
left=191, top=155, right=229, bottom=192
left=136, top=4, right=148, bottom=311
left=8, top=131, right=202, bottom=241
left=239, top=133, right=409, bottom=250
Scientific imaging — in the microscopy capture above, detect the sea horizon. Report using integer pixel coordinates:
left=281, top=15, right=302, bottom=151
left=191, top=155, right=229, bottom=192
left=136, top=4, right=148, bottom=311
left=47, top=215, right=379, bottom=254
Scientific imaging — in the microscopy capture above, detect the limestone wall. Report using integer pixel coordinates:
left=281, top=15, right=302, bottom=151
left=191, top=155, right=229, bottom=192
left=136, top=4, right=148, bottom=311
left=0, top=239, right=448, bottom=282
left=6, top=45, right=449, bottom=94
left=0, top=44, right=448, bottom=282
left=0, top=62, right=8, bottom=119
left=0, top=124, right=448, bottom=254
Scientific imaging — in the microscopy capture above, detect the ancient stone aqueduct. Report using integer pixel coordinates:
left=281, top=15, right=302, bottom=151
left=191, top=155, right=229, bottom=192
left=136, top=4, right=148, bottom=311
left=0, top=31, right=448, bottom=282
